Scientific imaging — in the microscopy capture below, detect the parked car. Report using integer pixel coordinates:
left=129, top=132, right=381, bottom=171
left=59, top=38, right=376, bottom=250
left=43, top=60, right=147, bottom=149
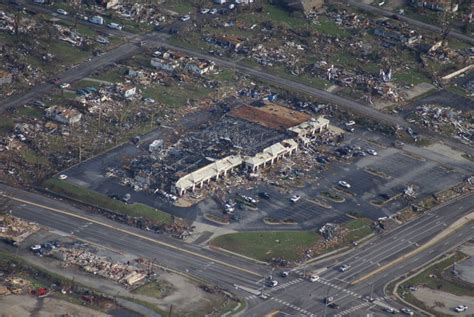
left=180, top=15, right=190, bottom=21
left=345, top=120, right=356, bottom=126
left=258, top=192, right=271, bottom=200
left=454, top=305, right=468, bottom=313
left=338, top=180, right=351, bottom=189
left=77, top=14, right=88, bottom=21
left=200, top=8, right=210, bottom=14
left=281, top=271, right=289, bottom=278
left=30, top=244, right=42, bottom=251
left=58, top=174, right=68, bottom=180
left=122, top=193, right=131, bottom=203
left=50, top=78, right=61, bottom=84
left=366, top=149, right=378, bottom=156
left=56, top=8, right=68, bottom=15
left=209, top=8, right=218, bottom=14
left=59, top=83, right=70, bottom=89
left=290, top=195, right=301, bottom=203
left=32, top=100, right=46, bottom=107
left=107, top=22, right=123, bottom=30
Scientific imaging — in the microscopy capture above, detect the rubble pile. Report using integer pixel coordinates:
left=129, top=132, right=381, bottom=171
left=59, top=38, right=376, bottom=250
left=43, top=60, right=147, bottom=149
left=318, top=222, right=340, bottom=240
left=113, top=2, right=168, bottom=27
left=0, top=215, right=39, bottom=245
left=1, top=277, right=32, bottom=296
left=49, top=246, right=147, bottom=286
left=409, top=104, right=473, bottom=142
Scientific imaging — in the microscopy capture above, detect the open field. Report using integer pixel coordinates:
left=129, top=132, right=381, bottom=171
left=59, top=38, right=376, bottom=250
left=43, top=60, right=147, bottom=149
left=210, top=218, right=373, bottom=262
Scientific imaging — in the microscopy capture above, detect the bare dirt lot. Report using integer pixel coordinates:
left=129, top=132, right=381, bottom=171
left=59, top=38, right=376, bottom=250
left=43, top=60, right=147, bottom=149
left=413, top=287, right=474, bottom=316
left=0, top=294, right=111, bottom=317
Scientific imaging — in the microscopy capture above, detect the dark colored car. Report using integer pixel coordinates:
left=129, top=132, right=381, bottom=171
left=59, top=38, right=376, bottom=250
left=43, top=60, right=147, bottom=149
left=258, top=192, right=271, bottom=200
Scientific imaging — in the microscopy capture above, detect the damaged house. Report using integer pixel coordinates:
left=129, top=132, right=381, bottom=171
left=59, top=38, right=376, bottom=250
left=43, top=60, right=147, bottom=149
left=45, top=106, right=82, bottom=125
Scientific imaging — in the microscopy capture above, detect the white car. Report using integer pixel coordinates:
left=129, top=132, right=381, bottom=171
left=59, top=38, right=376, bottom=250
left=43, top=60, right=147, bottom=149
left=59, top=83, right=70, bottom=89
left=30, top=244, right=42, bottom=251
left=58, top=174, right=68, bottom=180
left=107, top=22, right=123, bottom=30
left=180, top=15, right=190, bottom=22
left=400, top=308, right=414, bottom=316
left=57, top=8, right=68, bottom=15
left=200, top=8, right=210, bottom=14
left=266, top=280, right=278, bottom=287
left=338, top=180, right=351, bottom=189
left=455, top=305, right=468, bottom=312
left=366, top=149, right=378, bottom=156
left=290, top=195, right=301, bottom=203
left=309, top=275, right=320, bottom=282
left=209, top=8, right=218, bottom=15
left=345, top=120, right=356, bottom=126
left=384, top=307, right=397, bottom=314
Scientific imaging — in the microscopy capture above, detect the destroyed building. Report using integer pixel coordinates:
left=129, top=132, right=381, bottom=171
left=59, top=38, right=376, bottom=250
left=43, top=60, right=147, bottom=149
left=0, top=70, right=12, bottom=86
left=173, top=103, right=329, bottom=196
left=281, top=0, right=325, bottom=12
left=411, top=0, right=459, bottom=12
left=45, top=106, right=82, bottom=125
left=115, top=102, right=328, bottom=197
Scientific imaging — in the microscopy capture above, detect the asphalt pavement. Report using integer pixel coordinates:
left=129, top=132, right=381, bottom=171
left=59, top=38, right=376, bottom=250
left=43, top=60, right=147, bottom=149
left=244, top=193, right=474, bottom=316
left=2, top=181, right=473, bottom=316
left=348, top=0, right=474, bottom=45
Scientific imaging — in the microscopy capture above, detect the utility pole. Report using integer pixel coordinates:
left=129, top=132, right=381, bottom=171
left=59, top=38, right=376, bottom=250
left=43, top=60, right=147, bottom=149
left=370, top=281, right=375, bottom=301
left=323, top=286, right=330, bottom=317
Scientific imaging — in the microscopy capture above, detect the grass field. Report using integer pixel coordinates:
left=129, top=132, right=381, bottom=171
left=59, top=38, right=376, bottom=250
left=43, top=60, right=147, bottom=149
left=44, top=179, right=172, bottom=224
left=399, top=252, right=473, bottom=297
left=142, top=83, right=212, bottom=108
left=133, top=280, right=174, bottom=299
left=210, top=218, right=373, bottom=262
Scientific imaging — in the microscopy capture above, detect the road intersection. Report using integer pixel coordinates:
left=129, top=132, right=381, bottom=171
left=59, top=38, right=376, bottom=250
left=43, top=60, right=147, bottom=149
left=1, top=182, right=473, bottom=316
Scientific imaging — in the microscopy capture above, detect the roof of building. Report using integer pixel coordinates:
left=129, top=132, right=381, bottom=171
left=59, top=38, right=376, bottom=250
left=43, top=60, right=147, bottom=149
left=176, top=155, right=243, bottom=190
left=228, top=103, right=311, bottom=131
left=244, top=138, right=298, bottom=167
left=288, top=116, right=329, bottom=135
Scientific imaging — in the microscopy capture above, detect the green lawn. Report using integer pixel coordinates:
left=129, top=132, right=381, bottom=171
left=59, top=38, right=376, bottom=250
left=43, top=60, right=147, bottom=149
left=142, top=84, right=212, bottom=108
left=91, top=67, right=125, bottom=83
left=44, top=179, right=172, bottom=224
left=394, top=69, right=431, bottom=85
left=0, top=117, right=14, bottom=134
left=163, top=0, right=196, bottom=14
left=210, top=231, right=320, bottom=262
left=210, top=218, right=373, bottom=262
left=399, top=252, right=473, bottom=297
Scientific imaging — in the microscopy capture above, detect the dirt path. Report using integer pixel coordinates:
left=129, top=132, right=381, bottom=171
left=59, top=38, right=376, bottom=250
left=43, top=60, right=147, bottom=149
left=0, top=295, right=111, bottom=317
left=413, top=287, right=474, bottom=316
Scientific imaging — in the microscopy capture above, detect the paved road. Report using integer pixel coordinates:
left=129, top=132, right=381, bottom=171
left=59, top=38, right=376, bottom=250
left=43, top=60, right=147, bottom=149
left=0, top=39, right=143, bottom=112
left=348, top=0, right=474, bottom=45
left=244, top=193, right=474, bottom=316
left=2, top=181, right=473, bottom=315
left=0, top=184, right=267, bottom=295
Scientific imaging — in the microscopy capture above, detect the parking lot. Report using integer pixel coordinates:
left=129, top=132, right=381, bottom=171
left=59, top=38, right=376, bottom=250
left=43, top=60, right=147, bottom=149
left=60, top=121, right=469, bottom=232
